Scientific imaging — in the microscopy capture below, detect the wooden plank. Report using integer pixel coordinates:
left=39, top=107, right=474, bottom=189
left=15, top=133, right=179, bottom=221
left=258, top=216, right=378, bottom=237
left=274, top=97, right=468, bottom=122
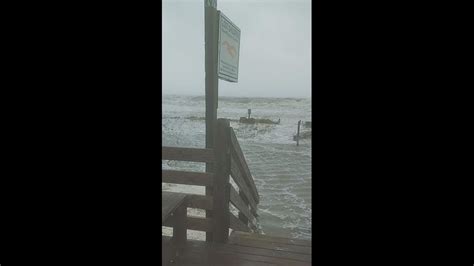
left=229, top=129, right=260, bottom=203
left=162, top=192, right=187, bottom=222
left=180, top=248, right=292, bottom=266
left=162, top=170, right=214, bottom=187
left=166, top=216, right=211, bottom=232
left=238, top=190, right=259, bottom=229
left=229, top=186, right=257, bottom=229
left=162, top=146, right=215, bottom=163
left=212, top=119, right=231, bottom=243
left=184, top=194, right=213, bottom=210
left=183, top=239, right=312, bottom=263
left=230, top=155, right=258, bottom=213
left=164, top=215, right=212, bottom=232
left=181, top=248, right=311, bottom=266
left=229, top=213, right=250, bottom=232
left=228, top=236, right=312, bottom=255
left=230, top=231, right=312, bottom=247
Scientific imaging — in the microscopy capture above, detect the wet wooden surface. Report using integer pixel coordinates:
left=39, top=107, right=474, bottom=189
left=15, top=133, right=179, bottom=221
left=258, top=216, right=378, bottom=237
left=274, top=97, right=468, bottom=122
left=162, top=231, right=311, bottom=265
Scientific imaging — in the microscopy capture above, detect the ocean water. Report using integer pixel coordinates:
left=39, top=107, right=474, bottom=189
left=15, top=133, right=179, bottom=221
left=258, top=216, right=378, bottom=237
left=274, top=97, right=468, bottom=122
left=162, top=94, right=312, bottom=240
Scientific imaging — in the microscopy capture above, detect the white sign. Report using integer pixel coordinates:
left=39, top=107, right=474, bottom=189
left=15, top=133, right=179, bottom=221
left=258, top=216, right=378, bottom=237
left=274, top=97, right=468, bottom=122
left=218, top=11, right=240, bottom=83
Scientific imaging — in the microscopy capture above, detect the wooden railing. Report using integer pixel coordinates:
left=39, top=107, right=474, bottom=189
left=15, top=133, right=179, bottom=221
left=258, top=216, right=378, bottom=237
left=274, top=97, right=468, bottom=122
left=162, top=118, right=259, bottom=243
left=162, top=146, right=215, bottom=233
left=228, top=125, right=259, bottom=233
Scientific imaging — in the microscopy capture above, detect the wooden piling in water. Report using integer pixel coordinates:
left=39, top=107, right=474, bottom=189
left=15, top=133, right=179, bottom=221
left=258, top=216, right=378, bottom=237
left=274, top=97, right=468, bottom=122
left=296, top=120, right=301, bottom=146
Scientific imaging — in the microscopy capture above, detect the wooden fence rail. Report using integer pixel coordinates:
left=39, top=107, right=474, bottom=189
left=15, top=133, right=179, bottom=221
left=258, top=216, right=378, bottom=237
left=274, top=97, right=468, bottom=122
left=162, top=118, right=259, bottom=243
left=229, top=129, right=259, bottom=203
left=162, top=146, right=216, bottom=163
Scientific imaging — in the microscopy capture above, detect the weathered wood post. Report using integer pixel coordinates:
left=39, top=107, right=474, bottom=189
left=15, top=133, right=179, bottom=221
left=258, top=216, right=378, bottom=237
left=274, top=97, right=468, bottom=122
left=204, top=0, right=241, bottom=242
left=213, top=118, right=231, bottom=243
left=248, top=109, right=251, bottom=119
left=297, top=120, right=301, bottom=146
left=204, top=0, right=219, bottom=242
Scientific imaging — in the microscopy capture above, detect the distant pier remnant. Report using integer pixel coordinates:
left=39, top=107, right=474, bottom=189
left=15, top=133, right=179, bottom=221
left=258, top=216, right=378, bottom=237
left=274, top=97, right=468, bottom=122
left=239, top=117, right=279, bottom=124
left=296, top=120, right=301, bottom=146
left=238, top=109, right=280, bottom=124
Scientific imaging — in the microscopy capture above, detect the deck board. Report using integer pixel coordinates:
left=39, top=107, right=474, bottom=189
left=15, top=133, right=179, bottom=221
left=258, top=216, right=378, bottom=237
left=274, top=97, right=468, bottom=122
left=166, top=231, right=312, bottom=265
left=231, top=231, right=311, bottom=246
left=228, top=237, right=311, bottom=255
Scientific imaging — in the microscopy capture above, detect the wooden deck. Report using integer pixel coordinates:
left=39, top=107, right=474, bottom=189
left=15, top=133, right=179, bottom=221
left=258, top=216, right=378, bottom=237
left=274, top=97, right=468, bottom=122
left=162, top=119, right=312, bottom=264
left=163, top=231, right=311, bottom=266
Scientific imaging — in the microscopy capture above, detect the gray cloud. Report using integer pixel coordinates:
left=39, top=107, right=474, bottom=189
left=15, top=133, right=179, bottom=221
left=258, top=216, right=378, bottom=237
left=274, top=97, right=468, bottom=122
left=163, top=0, right=311, bottom=98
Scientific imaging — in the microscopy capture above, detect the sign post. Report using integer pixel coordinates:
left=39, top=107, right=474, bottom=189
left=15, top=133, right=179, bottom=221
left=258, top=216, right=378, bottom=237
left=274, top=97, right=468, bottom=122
left=204, top=0, right=240, bottom=243
left=204, top=0, right=218, bottom=243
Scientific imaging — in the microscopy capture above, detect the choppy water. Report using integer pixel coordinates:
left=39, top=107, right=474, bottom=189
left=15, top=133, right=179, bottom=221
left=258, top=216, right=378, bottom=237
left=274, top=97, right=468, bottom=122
left=162, top=94, right=311, bottom=240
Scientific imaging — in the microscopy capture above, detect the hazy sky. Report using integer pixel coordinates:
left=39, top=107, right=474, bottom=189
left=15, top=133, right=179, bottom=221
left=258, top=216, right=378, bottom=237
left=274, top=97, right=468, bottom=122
left=163, top=0, right=311, bottom=98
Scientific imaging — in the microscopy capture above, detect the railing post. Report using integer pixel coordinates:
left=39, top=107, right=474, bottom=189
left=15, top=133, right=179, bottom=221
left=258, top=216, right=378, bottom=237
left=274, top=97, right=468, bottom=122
left=173, top=204, right=187, bottom=248
left=212, top=118, right=231, bottom=243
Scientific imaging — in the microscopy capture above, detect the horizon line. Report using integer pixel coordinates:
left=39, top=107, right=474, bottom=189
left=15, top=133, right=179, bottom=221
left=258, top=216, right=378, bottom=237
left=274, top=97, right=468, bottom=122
left=162, top=93, right=311, bottom=99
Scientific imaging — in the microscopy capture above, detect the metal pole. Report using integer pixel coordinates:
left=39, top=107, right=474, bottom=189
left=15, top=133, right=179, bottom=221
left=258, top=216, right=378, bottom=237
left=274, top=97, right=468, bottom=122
left=204, top=0, right=218, bottom=242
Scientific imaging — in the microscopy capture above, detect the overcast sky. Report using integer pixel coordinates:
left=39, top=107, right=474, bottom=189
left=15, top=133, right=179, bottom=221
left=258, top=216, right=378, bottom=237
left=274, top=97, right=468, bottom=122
left=163, top=0, right=311, bottom=98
